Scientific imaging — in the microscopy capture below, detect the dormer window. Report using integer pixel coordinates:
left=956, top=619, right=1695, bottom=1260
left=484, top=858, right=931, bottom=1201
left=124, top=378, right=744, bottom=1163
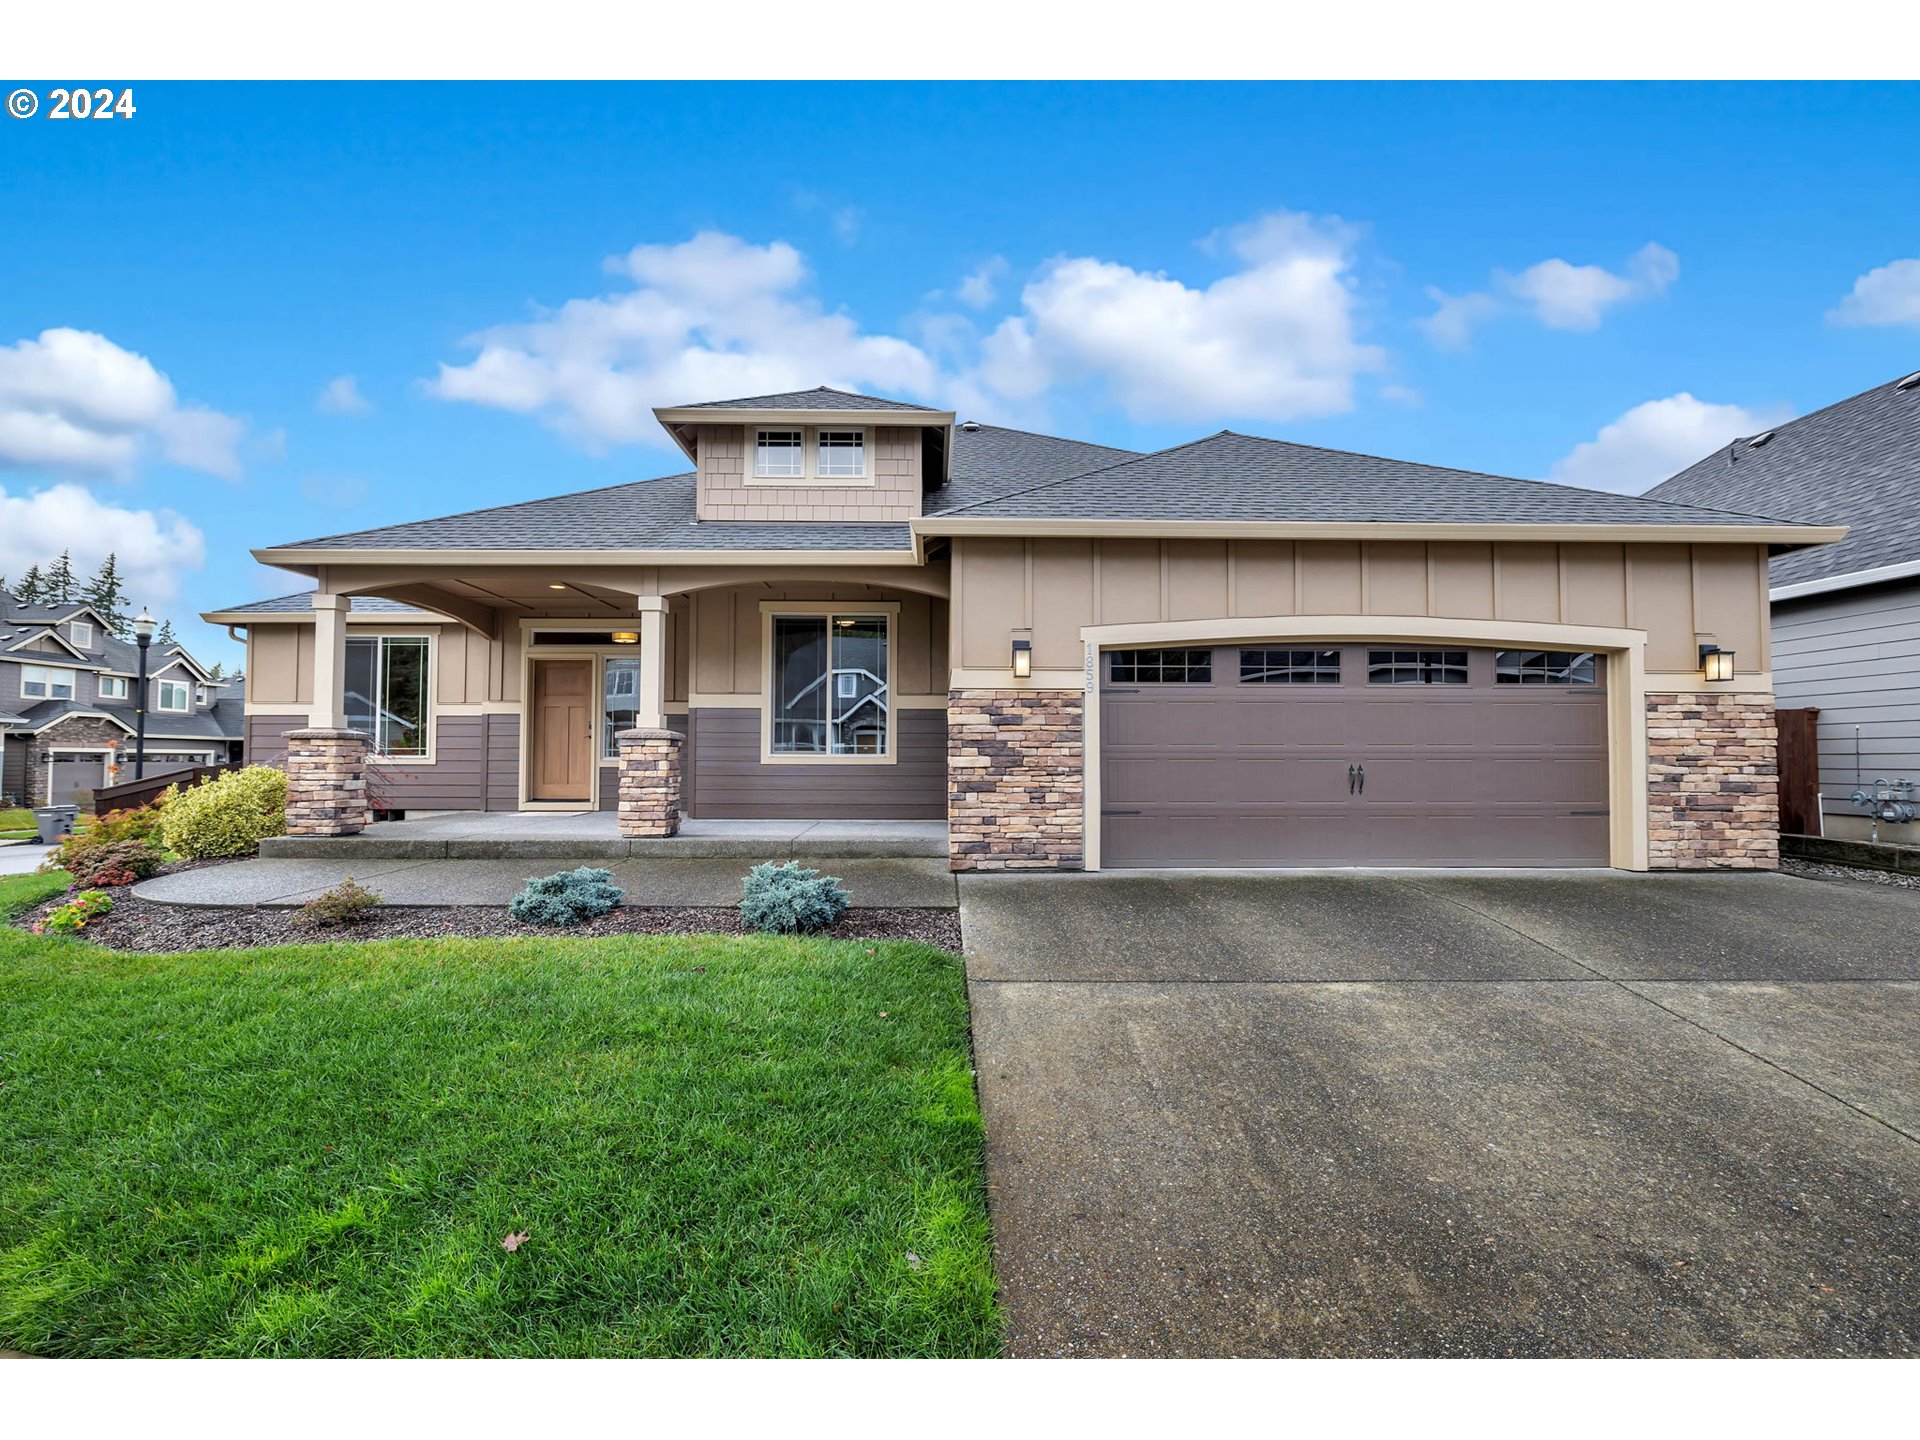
left=71, top=620, right=92, bottom=647
left=816, top=429, right=866, bottom=478
left=754, top=429, right=806, bottom=479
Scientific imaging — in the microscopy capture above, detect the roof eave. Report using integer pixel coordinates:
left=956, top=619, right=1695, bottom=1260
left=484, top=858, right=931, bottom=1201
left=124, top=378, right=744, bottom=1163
left=652, top=406, right=955, bottom=428
left=910, top=517, right=1849, bottom=550
left=250, top=544, right=926, bottom=569
left=1772, top=556, right=1920, bottom=603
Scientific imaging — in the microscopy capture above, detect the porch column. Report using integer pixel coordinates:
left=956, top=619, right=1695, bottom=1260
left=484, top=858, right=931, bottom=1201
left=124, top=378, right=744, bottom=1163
left=310, top=591, right=351, bottom=730
left=615, top=727, right=682, bottom=837
left=637, top=595, right=668, bottom=729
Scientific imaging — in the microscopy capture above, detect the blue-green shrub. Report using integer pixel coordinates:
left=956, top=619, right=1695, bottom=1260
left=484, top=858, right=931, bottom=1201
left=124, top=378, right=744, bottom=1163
left=509, top=867, right=625, bottom=927
left=739, top=861, right=850, bottom=934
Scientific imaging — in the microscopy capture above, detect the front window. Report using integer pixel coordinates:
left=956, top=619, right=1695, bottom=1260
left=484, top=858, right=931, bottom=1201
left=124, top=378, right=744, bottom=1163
left=157, top=679, right=192, bottom=711
left=770, top=613, right=889, bottom=756
left=1495, top=650, right=1598, bottom=685
left=754, top=428, right=805, bottom=479
left=98, top=675, right=130, bottom=700
left=603, top=656, right=641, bottom=758
left=21, top=665, right=77, bottom=700
left=345, top=635, right=429, bottom=756
left=1367, top=650, right=1468, bottom=685
left=816, top=429, right=866, bottom=478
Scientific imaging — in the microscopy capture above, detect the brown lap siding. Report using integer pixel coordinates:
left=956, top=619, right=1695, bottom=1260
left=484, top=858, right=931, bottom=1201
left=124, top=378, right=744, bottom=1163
left=686, top=707, right=946, bottom=820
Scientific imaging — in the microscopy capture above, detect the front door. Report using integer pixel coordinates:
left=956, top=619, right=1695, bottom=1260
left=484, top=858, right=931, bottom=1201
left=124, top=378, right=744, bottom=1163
left=530, top=658, right=595, bottom=803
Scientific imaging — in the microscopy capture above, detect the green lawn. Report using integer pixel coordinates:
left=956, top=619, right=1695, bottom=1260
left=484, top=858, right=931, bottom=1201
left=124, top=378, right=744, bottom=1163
left=0, top=807, right=34, bottom=837
left=0, top=872, right=998, bottom=1357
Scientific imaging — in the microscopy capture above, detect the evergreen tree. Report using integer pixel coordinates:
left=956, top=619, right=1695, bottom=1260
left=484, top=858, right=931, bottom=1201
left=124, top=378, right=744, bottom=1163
left=157, top=618, right=179, bottom=649
left=44, top=551, right=77, bottom=605
left=16, top=564, right=45, bottom=604
left=207, top=661, right=226, bottom=682
left=83, top=554, right=133, bottom=636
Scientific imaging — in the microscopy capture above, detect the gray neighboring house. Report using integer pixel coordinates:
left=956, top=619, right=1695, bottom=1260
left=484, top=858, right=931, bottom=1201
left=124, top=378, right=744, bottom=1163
left=1647, top=367, right=1920, bottom=840
left=0, top=588, right=244, bottom=807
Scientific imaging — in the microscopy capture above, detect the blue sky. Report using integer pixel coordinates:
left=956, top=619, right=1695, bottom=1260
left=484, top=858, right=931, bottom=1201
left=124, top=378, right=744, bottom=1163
left=3, top=81, right=1918, bottom=668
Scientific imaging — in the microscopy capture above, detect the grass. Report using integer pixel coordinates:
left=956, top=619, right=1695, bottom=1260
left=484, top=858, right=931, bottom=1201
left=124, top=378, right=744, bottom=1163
left=0, top=807, right=35, bottom=838
left=0, top=871, right=998, bottom=1357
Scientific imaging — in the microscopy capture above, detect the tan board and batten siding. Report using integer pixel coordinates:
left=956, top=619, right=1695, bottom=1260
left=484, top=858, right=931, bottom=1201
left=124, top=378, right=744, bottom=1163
left=953, top=537, right=1770, bottom=673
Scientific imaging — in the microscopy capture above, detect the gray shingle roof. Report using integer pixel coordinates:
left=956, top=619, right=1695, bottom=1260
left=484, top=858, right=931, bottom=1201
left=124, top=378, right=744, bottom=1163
left=143, top=704, right=244, bottom=743
left=671, top=386, right=940, bottom=412
left=0, top=588, right=210, bottom=678
left=1645, top=371, right=1920, bottom=588
left=931, top=424, right=1139, bottom=513
left=931, top=431, right=1807, bottom=528
left=266, top=473, right=912, bottom=553
left=217, top=593, right=435, bottom=615
left=14, top=698, right=134, bottom=734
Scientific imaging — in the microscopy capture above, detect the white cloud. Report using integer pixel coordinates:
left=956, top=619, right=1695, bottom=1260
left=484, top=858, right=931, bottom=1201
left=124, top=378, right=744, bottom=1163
left=316, top=374, right=373, bottom=414
left=968, top=211, right=1384, bottom=423
left=956, top=257, right=1009, bottom=309
left=1416, top=286, right=1502, bottom=351
left=1504, top=242, right=1679, bottom=331
left=1549, top=392, right=1788, bottom=495
left=831, top=206, right=863, bottom=244
left=429, top=231, right=939, bottom=449
left=0, top=328, right=245, bottom=479
left=0, top=482, right=205, bottom=602
left=1828, top=258, right=1920, bottom=328
left=1380, top=383, right=1423, bottom=407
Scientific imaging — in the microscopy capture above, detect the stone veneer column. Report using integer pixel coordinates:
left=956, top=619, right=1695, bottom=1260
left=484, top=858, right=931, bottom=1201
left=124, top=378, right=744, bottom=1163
left=1646, top=693, right=1779, bottom=870
left=947, top=690, right=1084, bottom=871
left=283, top=728, right=372, bottom=836
left=615, top=727, right=682, bottom=838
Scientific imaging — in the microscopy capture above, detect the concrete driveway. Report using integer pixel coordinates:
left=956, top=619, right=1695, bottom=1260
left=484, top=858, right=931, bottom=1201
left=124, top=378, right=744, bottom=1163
left=959, top=870, right=1920, bottom=1357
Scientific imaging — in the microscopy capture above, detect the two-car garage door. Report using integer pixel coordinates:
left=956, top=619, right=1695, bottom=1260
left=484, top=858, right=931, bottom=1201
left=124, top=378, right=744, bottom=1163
left=1100, top=644, right=1609, bottom=868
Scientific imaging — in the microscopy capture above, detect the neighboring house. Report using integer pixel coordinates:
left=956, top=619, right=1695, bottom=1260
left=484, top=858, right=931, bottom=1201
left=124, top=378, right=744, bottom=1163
left=0, top=588, right=244, bottom=807
left=206, top=386, right=1840, bottom=871
left=1648, top=367, right=1920, bottom=841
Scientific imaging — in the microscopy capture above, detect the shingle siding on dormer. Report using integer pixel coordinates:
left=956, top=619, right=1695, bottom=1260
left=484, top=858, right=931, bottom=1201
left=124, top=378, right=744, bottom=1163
left=695, top=423, right=922, bottom=523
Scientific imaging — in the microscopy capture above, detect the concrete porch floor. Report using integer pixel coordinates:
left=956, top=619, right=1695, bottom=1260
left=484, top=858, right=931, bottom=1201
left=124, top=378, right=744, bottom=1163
left=258, top=810, right=949, bottom=860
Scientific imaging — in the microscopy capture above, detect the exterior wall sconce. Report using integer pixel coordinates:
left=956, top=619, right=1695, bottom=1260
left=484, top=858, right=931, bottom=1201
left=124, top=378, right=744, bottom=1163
left=1699, top=644, right=1735, bottom=682
left=611, top=631, right=640, bottom=645
left=1011, top=634, right=1033, bottom=679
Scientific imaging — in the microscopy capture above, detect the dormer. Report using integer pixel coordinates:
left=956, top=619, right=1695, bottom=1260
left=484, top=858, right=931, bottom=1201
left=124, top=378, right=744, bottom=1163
left=654, top=387, right=954, bottom=524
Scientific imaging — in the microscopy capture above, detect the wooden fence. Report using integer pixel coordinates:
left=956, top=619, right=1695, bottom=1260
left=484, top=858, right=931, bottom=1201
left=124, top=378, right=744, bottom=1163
left=1775, top=707, right=1820, bottom=837
left=91, top=763, right=236, bottom=816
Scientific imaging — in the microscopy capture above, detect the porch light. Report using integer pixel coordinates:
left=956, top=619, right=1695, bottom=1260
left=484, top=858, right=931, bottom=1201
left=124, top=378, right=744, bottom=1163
left=611, top=630, right=640, bottom=645
left=1699, top=644, right=1736, bottom=682
left=1011, top=635, right=1033, bottom=679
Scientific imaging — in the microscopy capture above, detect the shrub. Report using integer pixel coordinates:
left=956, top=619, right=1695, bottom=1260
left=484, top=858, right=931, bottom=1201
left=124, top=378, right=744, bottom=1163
left=63, top=839, right=165, bottom=888
left=509, top=867, right=625, bottom=927
left=294, top=877, right=382, bottom=928
left=157, top=765, right=289, bottom=859
left=39, top=800, right=166, bottom=876
left=37, top=890, right=115, bottom=934
left=739, top=861, right=850, bottom=934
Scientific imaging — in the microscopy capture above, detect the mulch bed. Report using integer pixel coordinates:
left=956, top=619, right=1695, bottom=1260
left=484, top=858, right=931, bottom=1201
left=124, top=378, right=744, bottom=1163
left=15, top=887, right=962, bottom=955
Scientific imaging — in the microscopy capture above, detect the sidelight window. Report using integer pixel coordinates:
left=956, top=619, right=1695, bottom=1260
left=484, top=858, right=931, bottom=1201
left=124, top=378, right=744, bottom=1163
left=770, top=613, right=890, bottom=756
left=1108, top=649, right=1213, bottom=684
left=1367, top=650, right=1468, bottom=685
left=1240, top=649, right=1340, bottom=684
left=602, top=656, right=641, bottom=757
left=345, top=635, right=429, bottom=756
left=1495, top=650, right=1598, bottom=685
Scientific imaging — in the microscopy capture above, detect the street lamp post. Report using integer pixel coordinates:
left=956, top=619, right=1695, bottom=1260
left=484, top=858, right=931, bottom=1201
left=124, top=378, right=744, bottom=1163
left=132, top=608, right=156, bottom=780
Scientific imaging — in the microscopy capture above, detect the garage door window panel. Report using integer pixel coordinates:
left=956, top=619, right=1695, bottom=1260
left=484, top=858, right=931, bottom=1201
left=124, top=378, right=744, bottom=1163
left=1368, top=650, right=1468, bottom=685
left=1496, top=650, right=1599, bottom=685
left=1240, top=649, right=1340, bottom=684
left=1108, top=649, right=1212, bottom=684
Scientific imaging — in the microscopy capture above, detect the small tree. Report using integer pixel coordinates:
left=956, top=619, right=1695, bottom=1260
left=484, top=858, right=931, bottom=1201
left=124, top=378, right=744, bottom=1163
left=207, top=661, right=226, bottom=682
left=156, top=617, right=178, bottom=649
left=83, top=553, right=132, bottom=636
left=44, top=550, right=77, bottom=605
left=16, top=564, right=45, bottom=604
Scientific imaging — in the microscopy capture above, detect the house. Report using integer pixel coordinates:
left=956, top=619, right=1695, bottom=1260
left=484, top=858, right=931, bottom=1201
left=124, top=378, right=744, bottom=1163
left=1647, top=367, right=1920, bottom=841
left=205, top=386, right=1841, bottom=871
left=0, top=588, right=244, bottom=807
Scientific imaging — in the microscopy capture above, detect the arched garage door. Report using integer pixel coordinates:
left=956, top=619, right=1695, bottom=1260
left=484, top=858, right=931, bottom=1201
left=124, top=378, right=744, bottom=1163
left=1099, top=644, right=1610, bottom=867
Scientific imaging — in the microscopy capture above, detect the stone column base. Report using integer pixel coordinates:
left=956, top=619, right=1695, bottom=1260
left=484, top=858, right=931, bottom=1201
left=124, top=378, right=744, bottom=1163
left=284, top=728, right=373, bottom=836
left=948, top=689, right=1085, bottom=871
left=1647, top=693, right=1779, bottom=870
left=616, top=727, right=683, bottom=838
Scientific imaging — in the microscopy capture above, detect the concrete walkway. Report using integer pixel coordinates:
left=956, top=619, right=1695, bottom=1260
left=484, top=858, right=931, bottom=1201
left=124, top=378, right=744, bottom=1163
left=961, top=869, right=1920, bottom=1357
left=259, top=811, right=948, bottom=860
left=135, top=855, right=958, bottom=909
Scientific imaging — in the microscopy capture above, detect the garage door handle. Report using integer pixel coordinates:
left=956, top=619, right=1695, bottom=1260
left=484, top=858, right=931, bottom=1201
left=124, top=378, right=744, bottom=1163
left=1347, top=763, right=1356, bottom=794
left=1357, top=764, right=1365, bottom=795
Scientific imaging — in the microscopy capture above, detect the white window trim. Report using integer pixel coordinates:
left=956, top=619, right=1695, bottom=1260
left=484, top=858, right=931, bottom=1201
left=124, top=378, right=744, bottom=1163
left=98, top=675, right=130, bottom=700
left=747, top=425, right=873, bottom=487
left=345, top=632, right=435, bottom=763
left=156, top=679, right=193, bottom=713
left=21, top=664, right=78, bottom=700
left=759, top=600, right=900, bottom=766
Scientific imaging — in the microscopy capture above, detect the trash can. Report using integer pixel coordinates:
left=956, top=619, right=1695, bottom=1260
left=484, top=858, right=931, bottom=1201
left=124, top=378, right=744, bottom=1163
left=31, top=805, right=78, bottom=846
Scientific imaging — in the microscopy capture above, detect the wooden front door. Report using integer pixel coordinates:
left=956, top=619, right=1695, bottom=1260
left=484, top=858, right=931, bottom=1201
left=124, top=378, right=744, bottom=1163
left=531, top=659, right=595, bottom=802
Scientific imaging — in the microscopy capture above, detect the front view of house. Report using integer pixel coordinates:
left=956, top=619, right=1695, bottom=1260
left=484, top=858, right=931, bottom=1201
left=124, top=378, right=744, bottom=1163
left=207, top=387, right=1841, bottom=871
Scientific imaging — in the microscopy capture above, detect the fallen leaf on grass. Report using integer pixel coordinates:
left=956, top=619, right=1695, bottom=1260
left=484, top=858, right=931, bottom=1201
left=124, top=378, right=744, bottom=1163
left=905, top=1251, right=924, bottom=1272
left=501, top=1230, right=530, bottom=1252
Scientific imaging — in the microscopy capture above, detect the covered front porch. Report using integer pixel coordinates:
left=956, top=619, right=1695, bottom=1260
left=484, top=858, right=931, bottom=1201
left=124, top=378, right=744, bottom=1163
left=260, top=809, right=948, bottom=859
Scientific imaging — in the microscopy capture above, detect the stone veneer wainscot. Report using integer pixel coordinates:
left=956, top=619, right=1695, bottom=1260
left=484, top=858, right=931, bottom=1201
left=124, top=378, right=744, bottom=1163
left=947, top=690, right=1084, bottom=871
left=1646, top=693, right=1779, bottom=870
